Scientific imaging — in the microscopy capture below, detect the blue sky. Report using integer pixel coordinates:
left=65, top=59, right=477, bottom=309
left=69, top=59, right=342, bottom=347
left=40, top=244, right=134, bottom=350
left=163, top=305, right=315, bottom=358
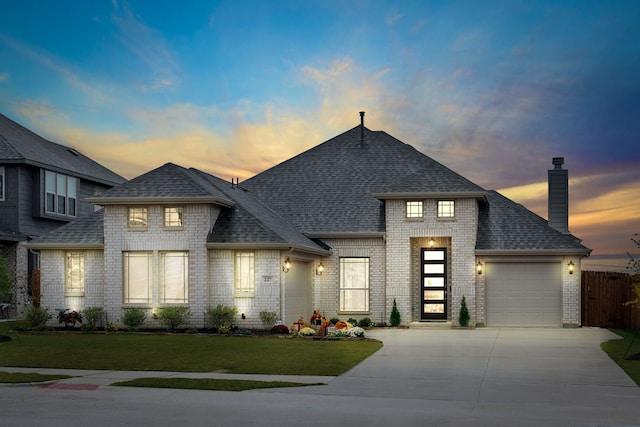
left=1, top=0, right=639, bottom=268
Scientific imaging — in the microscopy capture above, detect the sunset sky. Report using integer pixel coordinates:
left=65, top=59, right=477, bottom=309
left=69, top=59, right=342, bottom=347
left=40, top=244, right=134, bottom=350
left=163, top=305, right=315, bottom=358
left=1, top=1, right=638, bottom=270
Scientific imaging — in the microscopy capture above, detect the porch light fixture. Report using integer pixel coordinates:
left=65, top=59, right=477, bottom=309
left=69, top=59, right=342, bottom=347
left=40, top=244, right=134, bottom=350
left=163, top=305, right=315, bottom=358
left=283, top=257, right=291, bottom=273
left=316, top=262, right=324, bottom=276
left=568, top=260, right=575, bottom=275
left=476, top=261, right=483, bottom=275
left=429, top=238, right=435, bottom=248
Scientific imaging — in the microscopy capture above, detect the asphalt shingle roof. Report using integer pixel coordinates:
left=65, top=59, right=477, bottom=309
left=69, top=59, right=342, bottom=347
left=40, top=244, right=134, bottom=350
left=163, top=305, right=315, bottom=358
left=0, top=113, right=125, bottom=186
left=243, top=125, right=485, bottom=234
left=476, top=191, right=590, bottom=253
left=30, top=209, right=105, bottom=246
left=88, top=163, right=233, bottom=203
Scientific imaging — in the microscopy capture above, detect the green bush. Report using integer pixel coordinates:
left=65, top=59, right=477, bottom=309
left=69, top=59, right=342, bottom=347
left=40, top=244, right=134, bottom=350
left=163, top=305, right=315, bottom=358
left=347, top=317, right=358, bottom=325
left=459, top=295, right=470, bottom=327
left=81, top=307, right=104, bottom=331
left=121, top=307, right=147, bottom=331
left=358, top=317, right=373, bottom=327
left=23, top=306, right=51, bottom=330
left=205, top=304, right=237, bottom=329
left=390, top=298, right=401, bottom=327
left=0, top=255, right=12, bottom=302
left=259, top=310, right=277, bottom=330
left=157, top=306, right=190, bottom=331
left=330, top=318, right=340, bottom=325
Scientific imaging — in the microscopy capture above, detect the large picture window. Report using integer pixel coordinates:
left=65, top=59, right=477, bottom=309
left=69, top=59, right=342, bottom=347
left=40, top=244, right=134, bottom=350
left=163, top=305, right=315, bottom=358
left=45, top=170, right=77, bottom=217
left=160, top=252, right=188, bottom=303
left=235, top=252, right=255, bottom=295
left=339, top=257, right=370, bottom=312
left=65, top=252, right=85, bottom=295
left=123, top=252, right=152, bottom=303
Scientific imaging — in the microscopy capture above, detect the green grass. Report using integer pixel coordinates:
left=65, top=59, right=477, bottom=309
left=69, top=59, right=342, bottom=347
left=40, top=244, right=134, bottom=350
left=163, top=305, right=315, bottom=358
left=601, top=329, right=640, bottom=386
left=0, top=322, right=382, bottom=376
left=0, top=371, right=73, bottom=383
left=112, top=377, right=325, bottom=391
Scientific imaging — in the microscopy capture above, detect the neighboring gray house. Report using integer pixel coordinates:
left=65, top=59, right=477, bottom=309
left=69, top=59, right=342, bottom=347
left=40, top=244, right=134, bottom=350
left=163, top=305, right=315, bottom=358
left=0, top=113, right=125, bottom=316
left=27, top=114, right=590, bottom=328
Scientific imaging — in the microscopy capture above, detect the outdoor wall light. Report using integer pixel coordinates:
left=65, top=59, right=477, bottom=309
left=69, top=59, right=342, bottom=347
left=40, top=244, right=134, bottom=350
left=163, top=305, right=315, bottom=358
left=429, top=238, right=435, bottom=248
left=476, top=261, right=483, bottom=275
left=316, top=262, right=324, bottom=276
left=568, top=260, right=575, bottom=275
left=283, top=257, right=291, bottom=273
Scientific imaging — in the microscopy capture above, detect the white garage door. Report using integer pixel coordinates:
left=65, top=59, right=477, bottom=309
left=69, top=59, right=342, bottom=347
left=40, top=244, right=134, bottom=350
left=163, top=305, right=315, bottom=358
left=486, top=262, right=562, bottom=327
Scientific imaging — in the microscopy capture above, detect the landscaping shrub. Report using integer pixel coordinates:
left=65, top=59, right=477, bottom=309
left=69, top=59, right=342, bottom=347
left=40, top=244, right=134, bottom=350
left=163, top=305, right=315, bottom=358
left=23, top=306, right=51, bottom=330
left=390, top=298, right=401, bottom=326
left=330, top=318, right=340, bottom=325
left=259, top=310, right=277, bottom=330
left=57, top=309, right=83, bottom=328
left=121, top=307, right=147, bottom=331
left=270, top=324, right=289, bottom=334
left=205, top=304, right=238, bottom=329
left=347, top=317, right=358, bottom=325
left=459, top=295, right=470, bottom=327
left=157, top=306, right=190, bottom=331
left=358, top=317, right=373, bottom=327
left=81, top=306, right=104, bottom=331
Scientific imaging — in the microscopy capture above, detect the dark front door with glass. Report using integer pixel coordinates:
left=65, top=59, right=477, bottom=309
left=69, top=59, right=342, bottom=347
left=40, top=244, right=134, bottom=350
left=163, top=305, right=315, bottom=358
left=421, top=248, right=447, bottom=320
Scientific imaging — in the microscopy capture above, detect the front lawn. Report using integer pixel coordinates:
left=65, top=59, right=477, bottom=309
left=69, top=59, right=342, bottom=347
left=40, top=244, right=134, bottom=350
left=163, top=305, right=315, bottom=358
left=0, top=322, right=382, bottom=376
left=601, top=329, right=640, bottom=386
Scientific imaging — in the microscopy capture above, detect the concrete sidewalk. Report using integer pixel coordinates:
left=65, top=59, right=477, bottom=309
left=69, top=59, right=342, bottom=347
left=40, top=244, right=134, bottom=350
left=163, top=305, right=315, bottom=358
left=1, top=327, right=639, bottom=426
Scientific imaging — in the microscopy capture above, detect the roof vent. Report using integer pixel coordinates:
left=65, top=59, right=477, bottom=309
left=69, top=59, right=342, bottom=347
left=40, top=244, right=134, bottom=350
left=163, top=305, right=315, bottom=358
left=359, top=111, right=365, bottom=146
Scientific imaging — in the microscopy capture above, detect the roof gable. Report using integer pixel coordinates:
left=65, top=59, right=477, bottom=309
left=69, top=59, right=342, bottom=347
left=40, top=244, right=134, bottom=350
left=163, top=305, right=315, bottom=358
left=243, top=125, right=485, bottom=234
left=0, top=113, right=125, bottom=186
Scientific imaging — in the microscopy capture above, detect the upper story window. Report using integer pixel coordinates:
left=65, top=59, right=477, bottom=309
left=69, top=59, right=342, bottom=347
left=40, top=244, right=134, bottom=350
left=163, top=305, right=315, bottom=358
left=164, top=207, right=184, bottom=227
left=128, top=207, right=148, bottom=228
left=437, top=200, right=455, bottom=218
left=406, top=201, right=423, bottom=218
left=45, top=170, right=77, bottom=217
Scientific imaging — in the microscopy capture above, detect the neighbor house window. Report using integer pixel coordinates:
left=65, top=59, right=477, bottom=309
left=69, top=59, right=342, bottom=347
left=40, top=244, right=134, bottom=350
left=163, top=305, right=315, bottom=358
left=45, top=170, right=77, bottom=217
left=164, top=207, right=183, bottom=227
left=437, top=200, right=455, bottom=218
left=123, top=252, right=152, bottom=303
left=160, top=252, right=188, bottom=303
left=235, top=252, right=255, bottom=295
left=406, top=201, right=423, bottom=218
left=339, top=257, right=370, bottom=312
left=128, top=207, right=148, bottom=228
left=0, top=166, right=4, bottom=201
left=65, top=252, right=85, bottom=295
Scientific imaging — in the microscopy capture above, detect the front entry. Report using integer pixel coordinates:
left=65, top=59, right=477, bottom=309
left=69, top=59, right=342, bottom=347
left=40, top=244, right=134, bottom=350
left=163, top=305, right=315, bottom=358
left=421, top=248, right=447, bottom=320
left=283, top=260, right=312, bottom=326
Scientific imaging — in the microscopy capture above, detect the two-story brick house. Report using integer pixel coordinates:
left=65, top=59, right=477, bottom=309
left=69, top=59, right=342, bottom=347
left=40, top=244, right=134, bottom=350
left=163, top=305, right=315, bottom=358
left=0, top=113, right=125, bottom=316
left=27, top=114, right=590, bottom=328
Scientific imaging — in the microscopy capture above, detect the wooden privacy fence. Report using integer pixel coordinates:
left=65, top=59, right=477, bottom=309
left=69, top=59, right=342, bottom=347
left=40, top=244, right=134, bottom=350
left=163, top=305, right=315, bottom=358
left=581, top=270, right=640, bottom=329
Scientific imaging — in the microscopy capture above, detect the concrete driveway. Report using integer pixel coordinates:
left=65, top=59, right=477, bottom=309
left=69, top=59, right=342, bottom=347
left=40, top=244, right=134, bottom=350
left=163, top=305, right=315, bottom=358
left=1, top=327, right=639, bottom=426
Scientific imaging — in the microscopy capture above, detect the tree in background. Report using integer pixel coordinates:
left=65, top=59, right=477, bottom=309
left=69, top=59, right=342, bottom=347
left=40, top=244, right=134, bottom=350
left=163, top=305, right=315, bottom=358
left=624, top=233, right=640, bottom=308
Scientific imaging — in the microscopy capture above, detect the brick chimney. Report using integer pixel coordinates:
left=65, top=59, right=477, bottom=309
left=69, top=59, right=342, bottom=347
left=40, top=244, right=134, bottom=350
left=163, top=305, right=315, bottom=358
left=548, top=157, right=569, bottom=233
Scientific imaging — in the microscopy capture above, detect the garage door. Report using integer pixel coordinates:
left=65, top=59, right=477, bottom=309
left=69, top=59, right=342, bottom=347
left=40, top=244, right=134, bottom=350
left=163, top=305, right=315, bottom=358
left=486, top=262, right=562, bottom=326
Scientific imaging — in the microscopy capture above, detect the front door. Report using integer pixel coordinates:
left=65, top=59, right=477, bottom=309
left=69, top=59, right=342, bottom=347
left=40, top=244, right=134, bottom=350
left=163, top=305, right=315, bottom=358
left=421, top=248, right=447, bottom=320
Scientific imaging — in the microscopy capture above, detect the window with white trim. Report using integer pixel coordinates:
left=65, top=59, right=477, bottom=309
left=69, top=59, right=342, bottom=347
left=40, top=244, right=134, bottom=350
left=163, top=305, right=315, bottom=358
left=164, top=207, right=183, bottom=227
left=235, top=252, right=255, bottom=295
left=160, top=252, right=188, bottom=303
left=65, top=252, right=85, bottom=295
left=437, top=200, right=455, bottom=218
left=45, top=170, right=77, bottom=217
left=339, top=257, right=370, bottom=312
left=123, top=252, right=152, bottom=303
left=406, top=201, right=423, bottom=218
left=128, top=207, right=148, bottom=228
